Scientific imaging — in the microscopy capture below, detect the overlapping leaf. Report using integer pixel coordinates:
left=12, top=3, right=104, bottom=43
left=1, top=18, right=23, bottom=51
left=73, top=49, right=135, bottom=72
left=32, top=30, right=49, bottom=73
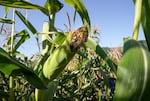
left=85, top=37, right=117, bottom=73
left=0, top=0, right=49, bottom=15
left=0, top=48, right=46, bottom=89
left=53, top=32, right=66, bottom=45
left=141, top=0, right=150, bottom=51
left=132, top=0, right=150, bottom=51
left=6, top=30, right=30, bottom=52
left=43, top=80, right=59, bottom=101
left=64, top=0, right=91, bottom=30
left=14, top=30, right=30, bottom=50
left=114, top=39, right=150, bottom=101
left=44, top=0, right=63, bottom=13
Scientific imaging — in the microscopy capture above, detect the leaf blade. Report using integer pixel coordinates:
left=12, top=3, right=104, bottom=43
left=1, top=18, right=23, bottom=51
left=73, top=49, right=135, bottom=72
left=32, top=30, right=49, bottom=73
left=14, top=30, right=30, bottom=50
left=141, top=0, right=150, bottom=51
left=0, top=0, right=49, bottom=15
left=0, top=18, right=14, bottom=24
left=64, top=0, right=91, bottom=29
left=15, top=10, right=37, bottom=35
left=44, top=0, right=63, bottom=13
left=0, top=48, right=46, bottom=89
left=114, top=39, right=150, bottom=101
left=85, top=37, right=117, bottom=73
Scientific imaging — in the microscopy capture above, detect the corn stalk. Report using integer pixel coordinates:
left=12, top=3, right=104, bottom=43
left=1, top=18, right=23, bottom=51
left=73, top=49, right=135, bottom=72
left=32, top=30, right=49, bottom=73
left=9, top=8, right=15, bottom=101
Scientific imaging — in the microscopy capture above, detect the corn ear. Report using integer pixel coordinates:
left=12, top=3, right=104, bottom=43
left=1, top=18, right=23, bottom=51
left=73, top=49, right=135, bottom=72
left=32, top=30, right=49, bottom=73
left=43, top=26, right=88, bottom=81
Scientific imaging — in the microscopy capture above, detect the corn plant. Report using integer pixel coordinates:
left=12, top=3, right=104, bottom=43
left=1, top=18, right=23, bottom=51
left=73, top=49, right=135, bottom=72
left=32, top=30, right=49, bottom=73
left=1, top=0, right=149, bottom=101
left=0, top=0, right=117, bottom=101
left=114, top=0, right=150, bottom=100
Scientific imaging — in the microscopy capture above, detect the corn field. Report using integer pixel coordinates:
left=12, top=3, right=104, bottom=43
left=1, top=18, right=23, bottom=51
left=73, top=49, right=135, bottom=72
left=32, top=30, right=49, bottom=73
left=0, top=0, right=150, bottom=101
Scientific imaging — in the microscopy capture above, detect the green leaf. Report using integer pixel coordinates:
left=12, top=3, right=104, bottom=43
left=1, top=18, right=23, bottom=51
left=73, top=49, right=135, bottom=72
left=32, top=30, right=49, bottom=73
left=0, top=18, right=14, bottom=24
left=5, top=6, right=10, bottom=15
left=15, top=10, right=37, bottom=35
left=0, top=48, right=22, bottom=75
left=141, top=0, right=150, bottom=51
left=114, top=39, right=150, bottom=101
left=0, top=63, right=20, bottom=75
left=7, top=30, right=30, bottom=52
left=64, top=0, right=74, bottom=6
left=64, top=0, right=91, bottom=30
left=0, top=48, right=46, bottom=89
left=85, top=37, right=117, bottom=73
left=23, top=71, right=47, bottom=90
left=35, top=78, right=58, bottom=101
left=43, top=32, right=66, bottom=46
left=0, top=0, right=49, bottom=15
left=14, top=30, right=30, bottom=50
left=0, top=48, right=13, bottom=63
left=53, top=32, right=66, bottom=45
left=43, top=80, right=58, bottom=101
left=44, top=0, right=63, bottom=13
left=132, top=0, right=142, bottom=40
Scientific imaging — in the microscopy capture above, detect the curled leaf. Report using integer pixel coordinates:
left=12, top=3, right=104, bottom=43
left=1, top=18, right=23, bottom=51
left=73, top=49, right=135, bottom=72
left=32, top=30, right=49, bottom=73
left=114, top=39, right=150, bottom=101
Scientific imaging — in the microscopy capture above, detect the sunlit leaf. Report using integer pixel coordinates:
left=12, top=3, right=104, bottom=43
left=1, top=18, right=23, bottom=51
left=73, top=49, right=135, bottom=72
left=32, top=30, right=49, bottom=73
left=0, top=0, right=49, bottom=15
left=0, top=48, right=21, bottom=75
left=114, top=39, right=150, bottom=101
left=0, top=18, right=14, bottom=24
left=64, top=0, right=74, bottom=6
left=43, top=32, right=66, bottom=46
left=64, top=0, right=91, bottom=30
left=5, top=6, right=10, bottom=15
left=53, top=32, right=66, bottom=45
left=44, top=0, right=63, bottom=13
left=14, top=30, right=30, bottom=50
left=0, top=63, right=20, bottom=75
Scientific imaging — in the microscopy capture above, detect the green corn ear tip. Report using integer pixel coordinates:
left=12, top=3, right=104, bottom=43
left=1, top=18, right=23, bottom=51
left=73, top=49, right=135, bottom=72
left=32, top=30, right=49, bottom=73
left=43, top=26, right=88, bottom=81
